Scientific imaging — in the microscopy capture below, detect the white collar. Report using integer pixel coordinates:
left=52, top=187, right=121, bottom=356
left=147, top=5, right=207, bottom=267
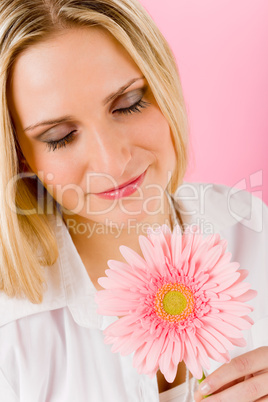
left=171, top=180, right=252, bottom=233
left=0, top=181, right=251, bottom=328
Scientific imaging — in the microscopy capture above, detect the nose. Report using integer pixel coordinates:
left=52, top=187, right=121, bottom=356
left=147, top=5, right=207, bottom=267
left=84, top=121, right=132, bottom=188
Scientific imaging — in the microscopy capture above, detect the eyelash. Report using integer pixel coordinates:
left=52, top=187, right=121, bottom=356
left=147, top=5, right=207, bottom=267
left=46, top=98, right=151, bottom=152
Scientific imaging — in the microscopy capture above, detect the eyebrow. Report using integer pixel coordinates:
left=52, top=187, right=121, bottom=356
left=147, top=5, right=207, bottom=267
left=23, top=76, right=145, bottom=133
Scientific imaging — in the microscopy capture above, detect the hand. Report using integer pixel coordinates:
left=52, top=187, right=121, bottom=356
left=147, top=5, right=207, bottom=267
left=194, top=346, right=268, bottom=401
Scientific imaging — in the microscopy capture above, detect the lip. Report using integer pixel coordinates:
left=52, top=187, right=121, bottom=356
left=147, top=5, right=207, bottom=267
left=98, top=171, right=145, bottom=194
left=95, top=169, right=147, bottom=200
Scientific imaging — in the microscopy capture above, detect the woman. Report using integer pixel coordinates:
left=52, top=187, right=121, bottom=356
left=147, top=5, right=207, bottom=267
left=0, top=0, right=267, bottom=401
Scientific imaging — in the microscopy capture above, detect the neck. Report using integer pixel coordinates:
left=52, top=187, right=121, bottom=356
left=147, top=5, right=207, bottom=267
left=62, top=190, right=177, bottom=264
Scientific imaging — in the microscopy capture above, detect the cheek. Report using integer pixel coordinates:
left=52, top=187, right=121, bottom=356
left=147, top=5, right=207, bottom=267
left=43, top=164, right=85, bottom=206
left=41, top=173, right=85, bottom=212
left=138, top=107, right=176, bottom=165
left=16, top=134, right=83, bottom=189
left=24, top=150, right=85, bottom=211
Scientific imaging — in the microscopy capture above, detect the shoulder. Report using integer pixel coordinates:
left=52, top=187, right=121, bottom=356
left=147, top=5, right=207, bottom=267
left=0, top=212, right=67, bottom=328
left=173, top=180, right=267, bottom=234
left=0, top=288, right=67, bottom=329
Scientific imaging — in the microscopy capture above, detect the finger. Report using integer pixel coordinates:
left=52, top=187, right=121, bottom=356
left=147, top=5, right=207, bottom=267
left=201, top=372, right=268, bottom=402
left=194, top=378, right=241, bottom=401
left=198, top=347, right=268, bottom=396
left=194, top=390, right=203, bottom=402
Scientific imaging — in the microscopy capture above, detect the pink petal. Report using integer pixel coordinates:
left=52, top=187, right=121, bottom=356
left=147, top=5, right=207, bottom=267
left=159, top=338, right=174, bottom=377
left=97, top=277, right=114, bottom=289
left=198, top=328, right=226, bottom=353
left=212, top=261, right=240, bottom=276
left=116, top=330, right=150, bottom=355
left=186, top=330, right=198, bottom=356
left=181, top=231, right=192, bottom=249
left=172, top=339, right=182, bottom=366
left=201, top=281, right=218, bottom=291
left=107, top=259, right=147, bottom=285
left=203, top=233, right=220, bottom=248
left=133, top=341, right=154, bottom=370
left=158, top=225, right=172, bottom=262
left=145, top=336, right=166, bottom=372
left=211, top=252, right=233, bottom=273
left=180, top=242, right=192, bottom=264
left=215, top=293, right=232, bottom=301
left=201, top=315, right=243, bottom=338
left=104, top=315, right=140, bottom=337
left=219, top=238, right=228, bottom=253
left=96, top=287, right=140, bottom=302
left=183, top=331, right=197, bottom=364
left=186, top=258, right=197, bottom=278
left=195, top=338, right=211, bottom=370
left=224, top=282, right=251, bottom=298
left=146, top=225, right=172, bottom=264
left=184, top=347, right=203, bottom=379
left=195, top=273, right=210, bottom=289
left=164, top=357, right=178, bottom=383
left=242, top=315, right=255, bottom=325
left=96, top=296, right=140, bottom=315
left=227, top=337, right=247, bottom=347
left=210, top=272, right=241, bottom=293
left=161, top=223, right=172, bottom=235
left=234, top=289, right=258, bottom=302
left=209, top=301, right=253, bottom=316
left=107, top=259, right=131, bottom=272
left=188, top=242, right=210, bottom=276
left=138, top=236, right=164, bottom=276
left=210, top=268, right=240, bottom=283
left=190, top=233, right=204, bottom=258
left=119, top=245, right=148, bottom=271
left=198, top=245, right=223, bottom=273
left=197, top=333, right=230, bottom=363
left=146, top=236, right=166, bottom=275
left=199, top=325, right=234, bottom=350
left=216, top=312, right=252, bottom=330
left=220, top=268, right=248, bottom=287
left=223, top=270, right=252, bottom=297
left=105, top=269, right=142, bottom=288
left=235, top=269, right=249, bottom=281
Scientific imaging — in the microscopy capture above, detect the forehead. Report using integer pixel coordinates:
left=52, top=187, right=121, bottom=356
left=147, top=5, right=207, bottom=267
left=8, top=26, right=141, bottom=129
left=11, top=26, right=139, bottom=89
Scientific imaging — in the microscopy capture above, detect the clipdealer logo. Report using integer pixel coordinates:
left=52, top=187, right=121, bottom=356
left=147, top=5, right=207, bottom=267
left=227, top=170, right=264, bottom=233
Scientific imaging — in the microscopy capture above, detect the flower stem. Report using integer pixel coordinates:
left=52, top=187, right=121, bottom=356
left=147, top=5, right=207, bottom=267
left=197, top=371, right=206, bottom=384
left=197, top=371, right=210, bottom=398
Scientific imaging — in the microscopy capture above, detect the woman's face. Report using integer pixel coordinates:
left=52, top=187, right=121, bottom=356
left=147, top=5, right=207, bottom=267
left=8, top=27, right=176, bottom=227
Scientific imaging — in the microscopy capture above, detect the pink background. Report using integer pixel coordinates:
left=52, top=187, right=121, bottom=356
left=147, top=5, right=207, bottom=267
left=139, top=0, right=268, bottom=205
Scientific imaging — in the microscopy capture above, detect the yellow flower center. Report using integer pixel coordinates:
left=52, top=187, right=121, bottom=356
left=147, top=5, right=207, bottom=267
left=154, top=283, right=195, bottom=323
left=162, top=291, right=187, bottom=315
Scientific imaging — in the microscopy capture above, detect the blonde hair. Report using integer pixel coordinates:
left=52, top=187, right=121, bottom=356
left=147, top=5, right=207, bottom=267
left=0, top=0, right=189, bottom=303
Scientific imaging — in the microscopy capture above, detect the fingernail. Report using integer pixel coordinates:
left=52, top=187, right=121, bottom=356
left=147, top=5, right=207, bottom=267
left=199, top=381, right=211, bottom=395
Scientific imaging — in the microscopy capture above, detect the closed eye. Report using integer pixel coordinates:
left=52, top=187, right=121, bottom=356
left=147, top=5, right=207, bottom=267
left=46, top=130, right=77, bottom=152
left=45, top=98, right=151, bottom=152
left=114, top=98, right=151, bottom=116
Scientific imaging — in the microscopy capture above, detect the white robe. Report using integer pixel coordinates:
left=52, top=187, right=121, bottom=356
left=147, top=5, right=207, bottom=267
left=0, top=181, right=267, bottom=402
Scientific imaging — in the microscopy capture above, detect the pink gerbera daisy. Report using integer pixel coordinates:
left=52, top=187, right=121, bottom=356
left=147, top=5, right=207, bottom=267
left=95, top=224, right=257, bottom=382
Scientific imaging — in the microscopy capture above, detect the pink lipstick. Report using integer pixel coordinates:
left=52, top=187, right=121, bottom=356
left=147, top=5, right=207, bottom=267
left=96, top=169, right=147, bottom=200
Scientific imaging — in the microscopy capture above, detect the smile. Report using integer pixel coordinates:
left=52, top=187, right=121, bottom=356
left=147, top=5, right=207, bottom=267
left=95, top=169, right=147, bottom=200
